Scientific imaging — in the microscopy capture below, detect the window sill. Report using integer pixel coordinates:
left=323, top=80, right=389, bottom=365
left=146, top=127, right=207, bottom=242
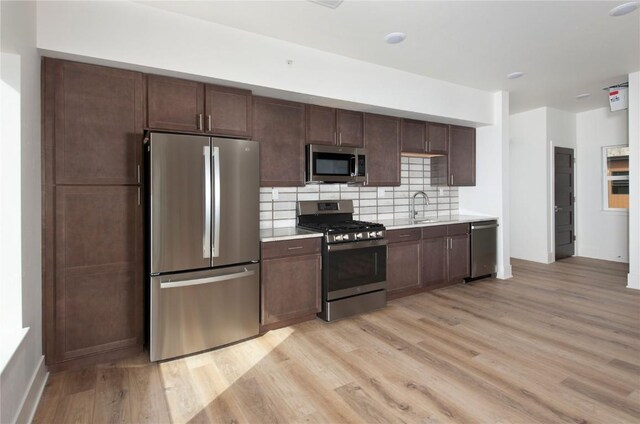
left=0, top=327, right=29, bottom=375
left=601, top=209, right=629, bottom=216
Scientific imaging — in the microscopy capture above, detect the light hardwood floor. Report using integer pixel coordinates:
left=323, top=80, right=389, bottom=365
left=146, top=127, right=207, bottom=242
left=34, top=257, right=640, bottom=423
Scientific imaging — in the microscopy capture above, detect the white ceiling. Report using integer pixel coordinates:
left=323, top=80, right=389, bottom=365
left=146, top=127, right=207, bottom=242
left=139, top=0, right=639, bottom=114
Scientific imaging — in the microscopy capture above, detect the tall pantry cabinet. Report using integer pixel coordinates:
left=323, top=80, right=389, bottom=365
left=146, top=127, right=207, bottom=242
left=42, top=58, right=144, bottom=370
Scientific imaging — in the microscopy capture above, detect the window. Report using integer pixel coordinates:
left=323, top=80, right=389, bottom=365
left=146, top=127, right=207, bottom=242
left=603, top=145, right=629, bottom=210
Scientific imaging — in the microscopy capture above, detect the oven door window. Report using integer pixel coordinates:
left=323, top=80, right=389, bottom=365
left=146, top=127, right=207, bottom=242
left=313, top=152, right=354, bottom=177
left=324, top=244, right=386, bottom=296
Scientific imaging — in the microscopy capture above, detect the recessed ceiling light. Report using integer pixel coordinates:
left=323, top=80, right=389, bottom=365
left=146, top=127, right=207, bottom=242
left=575, top=93, right=591, bottom=99
left=609, top=2, right=639, bottom=16
left=384, top=32, right=407, bottom=44
left=507, top=71, right=525, bottom=80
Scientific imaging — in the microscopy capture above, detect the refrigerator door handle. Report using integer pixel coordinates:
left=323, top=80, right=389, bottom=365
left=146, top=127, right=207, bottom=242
left=203, top=146, right=212, bottom=258
left=160, top=268, right=255, bottom=289
left=212, top=145, right=221, bottom=257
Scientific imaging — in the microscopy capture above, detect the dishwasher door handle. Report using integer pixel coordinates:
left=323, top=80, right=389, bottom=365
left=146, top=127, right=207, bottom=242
left=471, top=223, right=499, bottom=230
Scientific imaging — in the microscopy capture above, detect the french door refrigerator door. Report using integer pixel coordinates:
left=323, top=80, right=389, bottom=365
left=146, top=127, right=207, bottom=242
left=150, top=263, right=260, bottom=361
left=211, top=137, right=260, bottom=267
left=150, top=133, right=212, bottom=274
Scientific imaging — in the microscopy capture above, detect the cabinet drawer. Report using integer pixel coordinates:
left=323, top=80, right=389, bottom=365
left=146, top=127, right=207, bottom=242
left=262, top=238, right=321, bottom=260
left=387, top=228, right=421, bottom=243
left=447, top=223, right=470, bottom=236
left=421, top=225, right=447, bottom=239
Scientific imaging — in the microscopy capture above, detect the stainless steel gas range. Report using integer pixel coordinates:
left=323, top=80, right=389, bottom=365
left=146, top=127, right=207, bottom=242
left=297, top=200, right=387, bottom=321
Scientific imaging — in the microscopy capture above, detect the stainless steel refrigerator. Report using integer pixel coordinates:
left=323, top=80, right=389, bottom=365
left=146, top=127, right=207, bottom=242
left=147, top=132, right=260, bottom=361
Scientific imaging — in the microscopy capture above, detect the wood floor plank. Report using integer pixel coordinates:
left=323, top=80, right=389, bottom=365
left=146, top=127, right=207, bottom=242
left=34, top=256, right=640, bottom=423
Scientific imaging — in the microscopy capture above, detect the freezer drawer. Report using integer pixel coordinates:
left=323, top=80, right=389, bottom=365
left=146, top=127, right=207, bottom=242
left=150, top=263, right=259, bottom=361
left=470, top=221, right=498, bottom=279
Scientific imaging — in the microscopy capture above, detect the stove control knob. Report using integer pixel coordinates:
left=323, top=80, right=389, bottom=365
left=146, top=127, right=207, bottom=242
left=355, top=233, right=363, bottom=239
left=376, top=231, right=383, bottom=237
left=343, top=234, right=350, bottom=241
left=335, top=234, right=343, bottom=241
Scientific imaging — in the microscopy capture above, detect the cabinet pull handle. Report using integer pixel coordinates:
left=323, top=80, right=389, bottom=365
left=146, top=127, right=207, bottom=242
left=399, top=234, right=411, bottom=238
left=287, top=246, right=303, bottom=250
left=137, top=187, right=141, bottom=206
left=339, top=132, right=342, bottom=145
left=450, top=175, right=454, bottom=185
left=197, top=114, right=203, bottom=130
left=426, top=140, right=430, bottom=152
left=334, top=132, right=337, bottom=145
left=208, top=114, right=212, bottom=132
left=137, top=164, right=140, bottom=184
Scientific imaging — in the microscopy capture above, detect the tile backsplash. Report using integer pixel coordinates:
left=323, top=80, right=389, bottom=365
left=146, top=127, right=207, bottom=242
left=259, top=157, right=458, bottom=229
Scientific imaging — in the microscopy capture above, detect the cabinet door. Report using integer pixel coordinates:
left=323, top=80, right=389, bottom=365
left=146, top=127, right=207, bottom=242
left=448, top=125, right=476, bottom=186
left=306, top=105, right=336, bottom=145
left=448, top=234, right=470, bottom=282
left=336, top=109, right=364, bottom=147
left=421, top=237, right=447, bottom=289
left=364, top=113, right=401, bottom=186
left=52, top=186, right=142, bottom=363
left=44, top=58, right=144, bottom=185
left=262, top=254, right=321, bottom=325
left=204, top=84, right=252, bottom=138
left=253, top=97, right=306, bottom=187
left=401, top=119, right=426, bottom=154
left=427, top=123, right=448, bottom=154
left=387, top=241, right=421, bottom=295
left=147, top=74, right=204, bottom=132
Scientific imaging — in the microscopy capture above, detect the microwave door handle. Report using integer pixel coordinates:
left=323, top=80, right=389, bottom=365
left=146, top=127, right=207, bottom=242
left=351, top=155, right=357, bottom=177
left=212, top=146, right=221, bottom=258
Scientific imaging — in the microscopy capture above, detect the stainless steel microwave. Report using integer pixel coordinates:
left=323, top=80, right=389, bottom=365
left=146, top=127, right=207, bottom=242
left=305, top=144, right=366, bottom=184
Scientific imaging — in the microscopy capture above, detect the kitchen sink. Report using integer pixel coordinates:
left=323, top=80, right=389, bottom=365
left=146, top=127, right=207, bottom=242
left=412, top=218, right=438, bottom=223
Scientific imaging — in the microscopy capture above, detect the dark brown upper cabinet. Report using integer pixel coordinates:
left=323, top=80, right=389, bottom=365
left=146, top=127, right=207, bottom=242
left=448, top=125, right=476, bottom=186
left=401, top=120, right=449, bottom=155
left=253, top=97, right=306, bottom=187
left=432, top=125, right=476, bottom=186
left=400, top=119, right=426, bottom=154
left=147, top=75, right=252, bottom=137
left=306, top=106, right=363, bottom=147
left=364, top=113, right=401, bottom=186
left=427, top=123, right=449, bottom=154
left=147, top=75, right=204, bottom=133
left=43, top=58, right=144, bottom=185
left=204, top=84, right=252, bottom=138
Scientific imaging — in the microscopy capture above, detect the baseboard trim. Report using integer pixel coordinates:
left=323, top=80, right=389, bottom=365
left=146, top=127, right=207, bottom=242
left=14, top=355, right=48, bottom=424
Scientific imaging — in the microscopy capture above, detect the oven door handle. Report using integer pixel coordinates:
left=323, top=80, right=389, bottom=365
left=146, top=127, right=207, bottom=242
left=327, top=238, right=388, bottom=251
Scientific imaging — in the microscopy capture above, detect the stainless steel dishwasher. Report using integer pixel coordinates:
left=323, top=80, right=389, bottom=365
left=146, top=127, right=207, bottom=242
left=468, top=220, right=498, bottom=279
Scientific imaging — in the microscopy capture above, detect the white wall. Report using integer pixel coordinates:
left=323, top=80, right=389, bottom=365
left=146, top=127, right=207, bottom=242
left=627, top=71, right=640, bottom=289
left=509, top=108, right=550, bottom=263
left=36, top=0, right=494, bottom=126
left=0, top=2, right=47, bottom=423
left=576, top=107, right=629, bottom=263
left=459, top=91, right=512, bottom=279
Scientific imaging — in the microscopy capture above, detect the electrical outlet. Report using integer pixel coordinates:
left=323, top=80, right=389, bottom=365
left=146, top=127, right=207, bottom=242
left=439, top=187, right=445, bottom=195
left=377, top=187, right=386, bottom=197
left=272, top=188, right=279, bottom=200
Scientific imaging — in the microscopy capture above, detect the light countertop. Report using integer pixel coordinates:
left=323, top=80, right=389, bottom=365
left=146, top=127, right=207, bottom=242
left=377, top=215, right=498, bottom=230
left=260, top=227, right=323, bottom=242
left=260, top=215, right=497, bottom=242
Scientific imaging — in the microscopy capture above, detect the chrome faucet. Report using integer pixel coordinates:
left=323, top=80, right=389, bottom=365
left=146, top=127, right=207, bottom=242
left=411, top=191, right=430, bottom=218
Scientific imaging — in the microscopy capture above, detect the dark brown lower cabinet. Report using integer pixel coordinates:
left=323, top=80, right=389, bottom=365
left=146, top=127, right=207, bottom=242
left=420, top=224, right=470, bottom=291
left=387, top=229, right=422, bottom=299
left=261, top=238, right=322, bottom=330
left=45, top=186, right=143, bottom=370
